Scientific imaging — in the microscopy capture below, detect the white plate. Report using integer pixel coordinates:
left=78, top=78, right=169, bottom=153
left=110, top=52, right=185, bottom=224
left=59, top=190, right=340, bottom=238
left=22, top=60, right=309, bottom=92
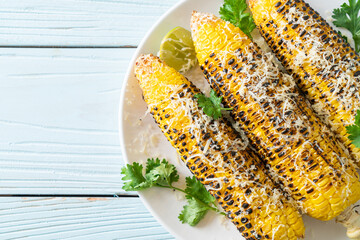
left=119, top=0, right=350, bottom=239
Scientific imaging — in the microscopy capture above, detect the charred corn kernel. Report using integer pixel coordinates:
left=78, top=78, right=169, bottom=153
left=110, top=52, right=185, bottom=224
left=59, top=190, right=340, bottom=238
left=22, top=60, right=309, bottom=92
left=249, top=0, right=360, bottom=167
left=191, top=12, right=360, bottom=221
left=135, top=54, right=305, bottom=240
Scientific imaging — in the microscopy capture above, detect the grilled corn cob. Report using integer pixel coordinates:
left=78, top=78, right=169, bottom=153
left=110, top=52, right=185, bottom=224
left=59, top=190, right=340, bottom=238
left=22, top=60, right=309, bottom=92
left=249, top=0, right=360, bottom=166
left=191, top=12, right=360, bottom=221
left=135, top=54, right=305, bottom=240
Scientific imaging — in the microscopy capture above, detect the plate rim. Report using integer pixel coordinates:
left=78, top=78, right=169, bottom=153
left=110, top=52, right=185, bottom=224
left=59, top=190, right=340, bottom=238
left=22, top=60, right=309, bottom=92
left=118, top=0, right=191, bottom=239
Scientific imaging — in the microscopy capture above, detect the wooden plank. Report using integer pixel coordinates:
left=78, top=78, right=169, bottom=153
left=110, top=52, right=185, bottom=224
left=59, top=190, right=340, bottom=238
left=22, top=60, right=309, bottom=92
left=0, top=196, right=349, bottom=240
left=0, top=197, right=172, bottom=239
left=0, top=47, right=134, bottom=194
left=0, top=0, right=179, bottom=47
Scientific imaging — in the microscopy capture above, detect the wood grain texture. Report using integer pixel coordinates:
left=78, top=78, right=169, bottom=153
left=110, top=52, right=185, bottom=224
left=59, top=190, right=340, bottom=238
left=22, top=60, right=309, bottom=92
left=0, top=0, right=179, bottom=47
left=0, top=0, right=181, bottom=237
left=0, top=48, right=134, bottom=194
left=0, top=197, right=173, bottom=239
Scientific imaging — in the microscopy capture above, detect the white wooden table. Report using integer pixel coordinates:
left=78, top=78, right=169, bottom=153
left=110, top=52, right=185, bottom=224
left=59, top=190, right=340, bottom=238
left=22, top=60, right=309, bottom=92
left=0, top=0, right=179, bottom=238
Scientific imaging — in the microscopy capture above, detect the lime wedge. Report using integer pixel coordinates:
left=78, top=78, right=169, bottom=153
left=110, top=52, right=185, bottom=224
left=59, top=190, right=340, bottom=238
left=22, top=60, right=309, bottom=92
left=159, top=26, right=197, bottom=73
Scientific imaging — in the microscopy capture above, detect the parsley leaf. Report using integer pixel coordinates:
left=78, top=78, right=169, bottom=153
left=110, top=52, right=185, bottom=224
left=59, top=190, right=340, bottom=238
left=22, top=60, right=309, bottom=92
left=347, top=109, right=360, bottom=147
left=121, top=159, right=224, bottom=227
left=195, top=89, right=233, bottom=120
left=219, top=0, right=256, bottom=38
left=332, top=0, right=360, bottom=52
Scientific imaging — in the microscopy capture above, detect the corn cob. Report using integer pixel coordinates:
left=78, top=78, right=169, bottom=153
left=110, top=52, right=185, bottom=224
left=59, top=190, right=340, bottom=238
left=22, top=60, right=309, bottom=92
left=248, top=0, right=360, bottom=167
left=191, top=12, right=360, bottom=221
left=135, top=54, right=305, bottom=240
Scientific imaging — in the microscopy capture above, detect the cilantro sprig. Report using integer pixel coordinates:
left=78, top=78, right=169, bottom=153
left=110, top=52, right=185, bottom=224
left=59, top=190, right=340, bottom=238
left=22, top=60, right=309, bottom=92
left=121, top=158, right=224, bottom=226
left=347, top=109, right=360, bottom=147
left=219, top=0, right=256, bottom=38
left=332, top=0, right=360, bottom=52
left=195, top=89, right=233, bottom=120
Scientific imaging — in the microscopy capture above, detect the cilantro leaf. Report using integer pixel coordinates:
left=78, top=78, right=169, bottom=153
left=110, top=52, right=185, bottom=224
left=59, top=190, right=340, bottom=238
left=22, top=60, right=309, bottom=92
left=178, top=176, right=218, bottom=226
left=145, top=158, right=162, bottom=173
left=347, top=109, right=360, bottom=147
left=184, top=176, right=216, bottom=205
left=219, top=0, right=256, bottom=38
left=145, top=158, right=179, bottom=186
left=121, top=159, right=223, bottom=227
left=332, top=0, right=360, bottom=52
left=195, top=89, right=232, bottom=120
left=347, top=125, right=360, bottom=147
left=122, top=159, right=179, bottom=191
left=178, top=197, right=210, bottom=226
left=121, top=162, right=151, bottom=191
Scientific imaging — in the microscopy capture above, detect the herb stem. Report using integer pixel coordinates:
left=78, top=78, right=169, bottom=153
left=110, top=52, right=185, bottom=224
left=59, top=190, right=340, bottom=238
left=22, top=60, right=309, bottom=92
left=156, top=184, right=225, bottom=215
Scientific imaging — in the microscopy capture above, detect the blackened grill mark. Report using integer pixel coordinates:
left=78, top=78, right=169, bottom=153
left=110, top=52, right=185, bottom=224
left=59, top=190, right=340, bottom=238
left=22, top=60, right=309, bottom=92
left=241, top=217, right=248, bottom=223
left=300, top=127, right=307, bottom=133
left=203, top=133, right=210, bottom=140
left=307, top=188, right=314, bottom=194
left=245, top=223, right=252, bottom=229
left=224, top=194, right=232, bottom=201
left=277, top=5, right=285, bottom=13
left=309, top=163, right=319, bottom=171
left=227, top=200, right=234, bottom=205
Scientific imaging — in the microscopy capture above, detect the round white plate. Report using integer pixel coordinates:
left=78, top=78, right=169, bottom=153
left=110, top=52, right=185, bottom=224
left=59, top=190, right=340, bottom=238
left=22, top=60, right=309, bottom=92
left=119, top=0, right=350, bottom=239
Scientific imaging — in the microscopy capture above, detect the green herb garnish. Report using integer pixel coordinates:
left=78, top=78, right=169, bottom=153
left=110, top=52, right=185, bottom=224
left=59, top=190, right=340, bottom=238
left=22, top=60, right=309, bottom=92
left=332, top=0, right=360, bottom=52
left=121, top=158, right=224, bottom=226
left=219, top=0, right=256, bottom=38
left=195, top=89, right=233, bottom=120
left=347, top=109, right=360, bottom=147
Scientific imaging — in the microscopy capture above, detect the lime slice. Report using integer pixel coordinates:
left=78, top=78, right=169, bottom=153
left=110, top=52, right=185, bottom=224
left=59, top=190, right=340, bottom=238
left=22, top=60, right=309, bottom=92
left=159, top=26, right=197, bottom=73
